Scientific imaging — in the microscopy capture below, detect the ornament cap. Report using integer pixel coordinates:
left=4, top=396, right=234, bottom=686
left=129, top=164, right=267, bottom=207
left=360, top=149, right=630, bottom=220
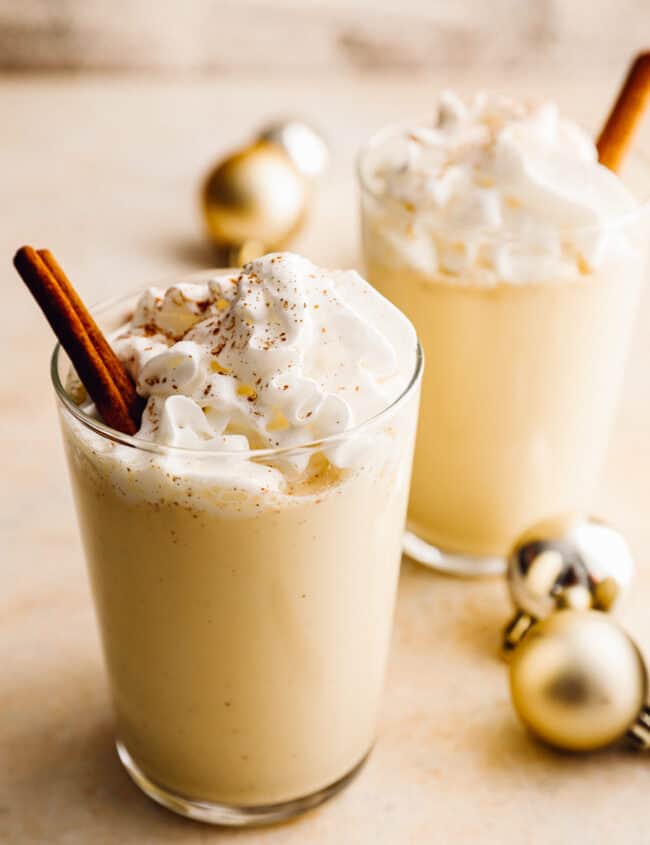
left=627, top=705, right=650, bottom=750
left=502, top=611, right=536, bottom=655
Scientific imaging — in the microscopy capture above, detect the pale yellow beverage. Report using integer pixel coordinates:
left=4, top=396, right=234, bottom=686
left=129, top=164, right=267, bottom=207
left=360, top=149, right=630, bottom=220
left=52, top=255, right=421, bottom=825
left=359, top=93, right=649, bottom=572
left=362, top=260, right=641, bottom=559
left=60, top=414, right=417, bottom=807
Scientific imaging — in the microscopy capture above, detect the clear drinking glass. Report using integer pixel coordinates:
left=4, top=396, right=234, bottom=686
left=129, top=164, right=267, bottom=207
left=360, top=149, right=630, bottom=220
left=359, top=125, right=650, bottom=576
left=51, top=281, right=422, bottom=826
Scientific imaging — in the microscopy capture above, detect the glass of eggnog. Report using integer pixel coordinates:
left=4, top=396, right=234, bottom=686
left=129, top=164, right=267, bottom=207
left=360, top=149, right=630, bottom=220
left=359, top=92, right=649, bottom=575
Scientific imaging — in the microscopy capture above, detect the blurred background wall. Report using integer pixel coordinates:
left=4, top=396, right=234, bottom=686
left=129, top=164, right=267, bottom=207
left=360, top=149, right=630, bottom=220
left=1, top=0, right=649, bottom=76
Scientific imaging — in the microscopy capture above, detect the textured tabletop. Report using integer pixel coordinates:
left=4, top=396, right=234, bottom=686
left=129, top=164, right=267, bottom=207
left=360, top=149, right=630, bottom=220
left=2, top=71, right=650, bottom=844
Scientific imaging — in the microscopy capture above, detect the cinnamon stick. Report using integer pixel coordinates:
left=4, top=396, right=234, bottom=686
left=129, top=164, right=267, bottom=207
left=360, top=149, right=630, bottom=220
left=597, top=52, right=650, bottom=172
left=14, top=246, right=141, bottom=435
left=36, top=248, right=142, bottom=421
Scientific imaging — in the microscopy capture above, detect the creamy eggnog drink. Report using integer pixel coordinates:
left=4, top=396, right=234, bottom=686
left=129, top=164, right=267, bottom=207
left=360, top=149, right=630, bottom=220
left=359, top=92, right=649, bottom=574
left=52, top=253, right=421, bottom=824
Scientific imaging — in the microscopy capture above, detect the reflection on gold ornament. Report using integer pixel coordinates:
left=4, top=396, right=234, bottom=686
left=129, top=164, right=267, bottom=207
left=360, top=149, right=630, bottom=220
left=502, top=517, right=633, bottom=653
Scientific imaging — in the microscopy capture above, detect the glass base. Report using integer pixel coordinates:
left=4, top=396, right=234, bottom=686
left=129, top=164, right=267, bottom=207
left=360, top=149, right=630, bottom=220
left=403, top=530, right=505, bottom=577
left=116, top=739, right=370, bottom=827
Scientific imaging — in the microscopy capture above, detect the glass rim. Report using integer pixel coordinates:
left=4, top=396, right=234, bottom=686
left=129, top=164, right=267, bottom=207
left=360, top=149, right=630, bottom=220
left=50, top=282, right=424, bottom=460
left=357, top=119, right=650, bottom=233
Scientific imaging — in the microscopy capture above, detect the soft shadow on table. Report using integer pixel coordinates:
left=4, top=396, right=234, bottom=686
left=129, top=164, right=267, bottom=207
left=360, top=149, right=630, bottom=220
left=477, top=710, right=636, bottom=780
left=159, top=236, right=361, bottom=276
left=1, top=662, right=261, bottom=844
left=398, top=557, right=508, bottom=662
left=161, top=237, right=227, bottom=270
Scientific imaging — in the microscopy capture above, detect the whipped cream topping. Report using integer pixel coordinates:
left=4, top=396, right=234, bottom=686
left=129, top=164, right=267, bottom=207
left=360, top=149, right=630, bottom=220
left=110, top=254, right=416, bottom=477
left=365, top=91, right=640, bottom=284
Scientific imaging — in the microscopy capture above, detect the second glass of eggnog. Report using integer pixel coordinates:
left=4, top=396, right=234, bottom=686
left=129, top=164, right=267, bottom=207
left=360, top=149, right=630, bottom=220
left=359, top=92, right=649, bottom=575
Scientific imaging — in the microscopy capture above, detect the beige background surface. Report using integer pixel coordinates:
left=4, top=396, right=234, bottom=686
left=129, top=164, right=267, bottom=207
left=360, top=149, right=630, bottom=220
left=2, top=0, right=650, bottom=75
left=2, top=65, right=650, bottom=844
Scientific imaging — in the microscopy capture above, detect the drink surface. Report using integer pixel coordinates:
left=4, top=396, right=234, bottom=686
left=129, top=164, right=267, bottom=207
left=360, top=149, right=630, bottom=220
left=112, top=251, right=415, bottom=461
left=362, top=91, right=640, bottom=287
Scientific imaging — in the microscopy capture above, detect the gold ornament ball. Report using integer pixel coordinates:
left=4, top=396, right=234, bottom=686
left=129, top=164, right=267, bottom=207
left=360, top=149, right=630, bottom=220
left=259, top=119, right=329, bottom=178
left=507, top=516, right=633, bottom=619
left=202, top=140, right=307, bottom=255
left=509, top=609, right=646, bottom=752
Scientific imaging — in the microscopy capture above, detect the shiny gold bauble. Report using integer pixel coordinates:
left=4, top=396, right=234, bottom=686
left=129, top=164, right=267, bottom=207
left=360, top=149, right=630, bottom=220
left=259, top=119, right=329, bottom=178
left=502, top=516, right=634, bottom=653
left=508, top=516, right=633, bottom=618
left=202, top=140, right=307, bottom=262
left=509, top=609, right=647, bottom=751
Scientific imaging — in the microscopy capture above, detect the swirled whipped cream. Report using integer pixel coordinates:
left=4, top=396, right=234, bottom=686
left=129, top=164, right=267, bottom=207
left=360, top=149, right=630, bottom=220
left=365, top=91, right=640, bottom=284
left=111, top=253, right=415, bottom=475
